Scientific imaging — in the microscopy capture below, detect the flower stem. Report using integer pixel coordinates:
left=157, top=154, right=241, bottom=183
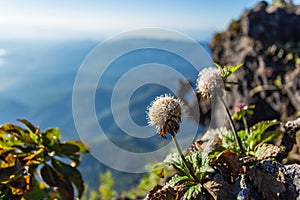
left=171, top=135, right=200, bottom=182
left=242, top=114, right=249, bottom=135
left=220, top=98, right=245, bottom=154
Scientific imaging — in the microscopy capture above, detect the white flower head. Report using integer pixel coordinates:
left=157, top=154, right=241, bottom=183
left=196, top=67, right=223, bottom=99
left=147, top=94, right=185, bottom=138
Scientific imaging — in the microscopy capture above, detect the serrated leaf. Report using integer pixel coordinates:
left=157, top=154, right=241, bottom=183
left=183, top=183, right=203, bottom=200
left=65, top=140, right=90, bottom=154
left=51, top=159, right=84, bottom=198
left=163, top=152, right=190, bottom=176
left=168, top=174, right=188, bottom=187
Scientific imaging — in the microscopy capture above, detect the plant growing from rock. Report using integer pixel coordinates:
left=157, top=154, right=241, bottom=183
left=0, top=119, right=89, bottom=200
left=147, top=94, right=200, bottom=183
left=146, top=64, right=300, bottom=199
left=197, top=64, right=244, bottom=154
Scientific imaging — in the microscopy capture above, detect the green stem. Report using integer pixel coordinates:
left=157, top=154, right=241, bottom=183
left=242, top=114, right=249, bottom=135
left=171, top=135, right=200, bottom=183
left=220, top=98, right=245, bottom=154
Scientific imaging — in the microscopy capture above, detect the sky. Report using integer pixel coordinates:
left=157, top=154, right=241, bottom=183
left=0, top=0, right=286, bottom=41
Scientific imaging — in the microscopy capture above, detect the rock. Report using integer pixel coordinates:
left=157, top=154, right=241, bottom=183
left=208, top=1, right=300, bottom=128
left=203, top=173, right=238, bottom=200
left=284, top=164, right=300, bottom=199
left=245, top=160, right=300, bottom=199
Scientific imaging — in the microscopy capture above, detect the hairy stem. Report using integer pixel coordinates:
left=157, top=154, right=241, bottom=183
left=171, top=135, right=200, bottom=182
left=220, top=97, right=245, bottom=154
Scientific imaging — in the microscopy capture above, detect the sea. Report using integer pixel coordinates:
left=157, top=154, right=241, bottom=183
left=0, top=38, right=212, bottom=192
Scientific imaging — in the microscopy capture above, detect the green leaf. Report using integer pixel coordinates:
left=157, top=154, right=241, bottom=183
left=260, top=130, right=283, bottom=144
left=40, top=164, right=58, bottom=187
left=49, top=143, right=80, bottom=156
left=249, top=120, right=279, bottom=136
left=168, top=174, right=188, bottom=187
left=60, top=143, right=80, bottom=154
left=65, top=140, right=90, bottom=154
left=17, top=119, right=36, bottom=133
left=29, top=130, right=39, bottom=144
left=23, top=188, right=47, bottom=200
left=51, top=159, right=84, bottom=198
left=172, top=159, right=189, bottom=178
left=163, top=152, right=189, bottom=176
left=215, top=63, right=243, bottom=80
left=183, top=183, right=203, bottom=200
left=42, top=128, right=61, bottom=147
left=227, top=63, right=243, bottom=75
left=247, top=120, right=280, bottom=150
left=44, top=128, right=61, bottom=140
left=40, top=164, right=74, bottom=200
left=186, top=152, right=199, bottom=171
left=148, top=161, right=168, bottom=178
left=0, top=123, right=33, bottom=143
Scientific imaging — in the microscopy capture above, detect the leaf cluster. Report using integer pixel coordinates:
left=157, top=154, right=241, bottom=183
left=152, top=148, right=216, bottom=199
left=222, top=120, right=283, bottom=155
left=0, top=119, right=89, bottom=200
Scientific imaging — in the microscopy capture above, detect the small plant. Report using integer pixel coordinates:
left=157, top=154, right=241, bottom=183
left=220, top=120, right=283, bottom=157
left=151, top=149, right=215, bottom=199
left=147, top=94, right=199, bottom=183
left=197, top=63, right=244, bottom=154
left=0, top=119, right=89, bottom=200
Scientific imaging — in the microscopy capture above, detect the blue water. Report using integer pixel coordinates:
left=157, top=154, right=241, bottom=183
left=0, top=39, right=211, bottom=191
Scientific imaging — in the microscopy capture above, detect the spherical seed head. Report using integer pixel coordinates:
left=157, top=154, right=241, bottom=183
left=147, top=94, right=185, bottom=138
left=196, top=67, right=223, bottom=99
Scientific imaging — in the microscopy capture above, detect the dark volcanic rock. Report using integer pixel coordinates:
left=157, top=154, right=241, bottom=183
left=209, top=1, right=300, bottom=127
